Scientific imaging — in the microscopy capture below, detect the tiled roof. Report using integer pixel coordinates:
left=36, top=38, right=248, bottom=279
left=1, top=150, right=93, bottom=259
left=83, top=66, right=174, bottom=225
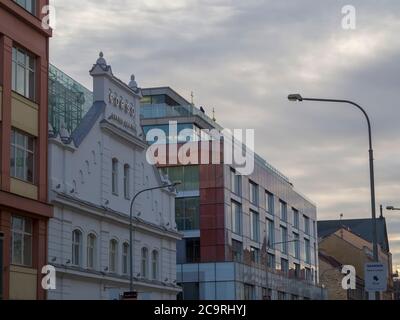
left=318, top=218, right=389, bottom=252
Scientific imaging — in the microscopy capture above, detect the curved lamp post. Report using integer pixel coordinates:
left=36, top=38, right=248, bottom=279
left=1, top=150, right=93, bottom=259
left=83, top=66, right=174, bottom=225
left=288, top=94, right=379, bottom=300
left=129, top=181, right=181, bottom=292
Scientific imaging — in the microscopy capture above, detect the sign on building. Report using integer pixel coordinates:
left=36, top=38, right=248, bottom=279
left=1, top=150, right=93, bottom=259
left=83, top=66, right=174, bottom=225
left=365, top=262, right=388, bottom=292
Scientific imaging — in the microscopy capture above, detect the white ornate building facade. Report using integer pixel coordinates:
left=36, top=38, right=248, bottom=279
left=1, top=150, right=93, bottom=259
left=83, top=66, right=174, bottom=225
left=46, top=53, right=181, bottom=300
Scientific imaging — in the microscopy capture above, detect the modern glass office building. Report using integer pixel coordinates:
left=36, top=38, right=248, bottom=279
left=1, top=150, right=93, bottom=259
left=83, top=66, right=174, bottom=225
left=48, top=64, right=93, bottom=135
left=140, top=87, right=325, bottom=300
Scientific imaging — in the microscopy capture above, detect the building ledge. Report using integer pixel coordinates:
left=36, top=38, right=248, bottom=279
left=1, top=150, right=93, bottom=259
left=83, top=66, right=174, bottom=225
left=0, top=189, right=53, bottom=218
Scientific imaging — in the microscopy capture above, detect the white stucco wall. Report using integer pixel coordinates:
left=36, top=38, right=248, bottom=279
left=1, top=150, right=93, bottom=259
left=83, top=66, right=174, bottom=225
left=47, top=54, right=181, bottom=300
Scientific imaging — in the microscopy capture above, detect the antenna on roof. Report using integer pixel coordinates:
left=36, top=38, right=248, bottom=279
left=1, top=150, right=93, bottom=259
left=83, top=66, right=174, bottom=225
left=191, top=91, right=194, bottom=105
left=340, top=213, right=343, bottom=220
left=212, top=107, right=216, bottom=122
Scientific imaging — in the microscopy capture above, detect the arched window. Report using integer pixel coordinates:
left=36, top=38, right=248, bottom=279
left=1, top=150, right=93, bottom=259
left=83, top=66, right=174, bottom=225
left=112, top=158, right=118, bottom=195
left=122, top=242, right=129, bottom=275
left=124, top=164, right=130, bottom=199
left=87, top=233, right=97, bottom=269
left=72, top=229, right=82, bottom=266
left=141, top=247, right=148, bottom=278
left=109, top=239, right=118, bottom=273
left=152, top=250, right=159, bottom=280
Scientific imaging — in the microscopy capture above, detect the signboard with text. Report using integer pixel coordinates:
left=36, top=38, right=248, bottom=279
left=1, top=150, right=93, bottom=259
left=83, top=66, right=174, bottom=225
left=365, top=262, right=388, bottom=292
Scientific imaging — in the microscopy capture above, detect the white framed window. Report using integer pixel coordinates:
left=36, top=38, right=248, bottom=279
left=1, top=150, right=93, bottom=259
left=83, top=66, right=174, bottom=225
left=72, top=229, right=82, bottom=266
left=10, top=129, right=35, bottom=183
left=87, top=233, right=96, bottom=269
left=267, top=219, right=275, bottom=249
left=280, top=200, right=287, bottom=222
left=266, top=191, right=274, bottom=215
left=250, top=210, right=260, bottom=242
left=230, top=168, right=241, bottom=195
left=281, top=226, right=288, bottom=254
left=152, top=250, right=159, bottom=280
left=249, top=180, right=258, bottom=205
left=293, top=209, right=299, bottom=229
left=124, top=164, right=130, bottom=199
left=141, top=247, right=148, bottom=278
left=11, top=215, right=32, bottom=266
left=109, top=239, right=118, bottom=273
left=122, top=242, right=129, bottom=275
left=112, top=158, right=119, bottom=195
left=231, top=201, right=242, bottom=235
left=12, top=46, right=36, bottom=100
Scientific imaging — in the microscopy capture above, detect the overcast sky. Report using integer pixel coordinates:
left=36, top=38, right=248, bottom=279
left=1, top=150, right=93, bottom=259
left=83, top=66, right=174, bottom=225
left=50, top=0, right=400, bottom=270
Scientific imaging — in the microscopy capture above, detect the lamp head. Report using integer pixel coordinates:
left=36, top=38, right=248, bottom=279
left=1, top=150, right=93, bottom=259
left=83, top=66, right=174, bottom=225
left=387, top=206, right=395, bottom=210
left=288, top=94, right=303, bottom=102
left=173, top=181, right=182, bottom=187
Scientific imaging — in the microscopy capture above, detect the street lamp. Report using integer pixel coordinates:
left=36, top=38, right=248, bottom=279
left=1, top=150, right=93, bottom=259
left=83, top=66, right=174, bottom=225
left=387, top=206, right=400, bottom=211
left=288, top=93, right=379, bottom=299
left=128, top=181, right=181, bottom=293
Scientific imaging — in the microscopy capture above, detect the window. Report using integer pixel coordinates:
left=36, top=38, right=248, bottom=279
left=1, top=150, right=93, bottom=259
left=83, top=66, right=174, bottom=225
left=293, top=209, right=299, bottom=229
left=186, top=238, right=200, bottom=263
left=160, top=166, right=199, bottom=192
left=12, top=46, right=35, bottom=100
left=231, top=201, right=242, bottom=235
left=294, top=263, right=301, bottom=279
left=281, top=226, right=288, bottom=254
left=87, top=234, right=96, bottom=269
left=232, top=240, right=243, bottom=262
left=250, top=210, right=260, bottom=242
left=13, top=0, right=36, bottom=14
left=313, top=221, right=317, bottom=238
left=305, top=267, right=312, bottom=282
left=281, top=258, right=289, bottom=275
left=11, top=216, right=32, bottom=266
left=109, top=239, right=118, bottom=273
left=175, top=197, right=200, bottom=231
left=293, top=233, right=300, bottom=259
left=72, top=229, right=82, bottom=266
left=152, top=250, right=159, bottom=280
left=112, top=158, right=118, bottom=195
left=249, top=181, right=258, bottom=205
left=267, top=219, right=274, bottom=249
left=303, top=215, right=310, bottom=235
left=244, top=284, right=255, bottom=300
left=279, top=200, right=287, bottom=222
left=10, top=129, right=35, bottom=183
left=122, top=243, right=129, bottom=275
left=305, top=239, right=311, bottom=264
left=267, top=253, right=275, bottom=270
left=141, top=247, right=148, bottom=278
left=250, top=247, right=260, bottom=264
left=124, top=164, right=130, bottom=199
left=266, top=191, right=274, bottom=215
left=278, top=291, right=286, bottom=300
left=231, top=168, right=241, bottom=195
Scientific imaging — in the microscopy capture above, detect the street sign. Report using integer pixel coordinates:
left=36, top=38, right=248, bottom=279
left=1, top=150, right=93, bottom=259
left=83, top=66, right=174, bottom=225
left=364, top=262, right=388, bottom=292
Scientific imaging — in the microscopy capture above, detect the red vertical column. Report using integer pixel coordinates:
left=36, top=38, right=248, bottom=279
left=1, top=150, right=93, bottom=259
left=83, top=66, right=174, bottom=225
left=0, top=35, right=12, bottom=192
left=199, top=163, right=226, bottom=262
left=37, top=56, right=49, bottom=202
left=0, top=211, right=11, bottom=300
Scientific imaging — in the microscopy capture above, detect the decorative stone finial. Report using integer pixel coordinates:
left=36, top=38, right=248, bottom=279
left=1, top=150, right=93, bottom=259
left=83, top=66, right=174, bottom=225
left=129, top=74, right=138, bottom=90
left=96, top=51, right=107, bottom=66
